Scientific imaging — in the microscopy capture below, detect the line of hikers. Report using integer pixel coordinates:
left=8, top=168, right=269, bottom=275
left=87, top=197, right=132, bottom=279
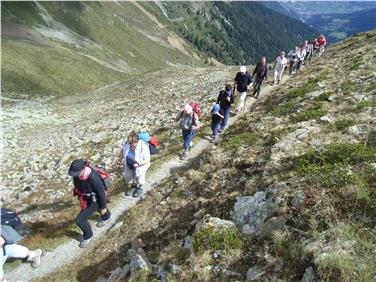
left=1, top=34, right=326, bottom=280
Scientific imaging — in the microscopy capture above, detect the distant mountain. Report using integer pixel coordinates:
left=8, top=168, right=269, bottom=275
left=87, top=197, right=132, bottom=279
left=260, top=1, right=376, bottom=42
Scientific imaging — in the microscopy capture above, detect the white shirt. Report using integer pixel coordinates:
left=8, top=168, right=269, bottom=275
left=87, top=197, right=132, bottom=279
left=275, top=56, right=287, bottom=69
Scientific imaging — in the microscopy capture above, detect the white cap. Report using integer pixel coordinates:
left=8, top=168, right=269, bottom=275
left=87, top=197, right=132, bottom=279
left=240, top=66, right=246, bottom=73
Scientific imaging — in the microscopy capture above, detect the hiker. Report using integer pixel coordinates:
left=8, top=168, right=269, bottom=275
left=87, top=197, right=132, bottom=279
left=118, top=131, right=151, bottom=197
left=312, top=38, right=320, bottom=59
left=252, top=57, right=268, bottom=99
left=288, top=46, right=299, bottom=74
left=216, top=84, right=234, bottom=132
left=273, top=51, right=288, bottom=84
left=0, top=234, right=42, bottom=280
left=296, top=44, right=307, bottom=71
left=68, top=159, right=111, bottom=248
left=175, top=104, right=200, bottom=160
left=317, top=34, right=327, bottom=57
left=233, top=66, right=252, bottom=115
left=210, top=103, right=224, bottom=142
left=305, top=40, right=314, bottom=64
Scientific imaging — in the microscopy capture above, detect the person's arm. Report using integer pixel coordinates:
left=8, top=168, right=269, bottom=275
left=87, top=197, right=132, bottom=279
left=216, top=91, right=222, bottom=104
left=252, top=65, right=257, bottom=76
left=135, top=143, right=151, bottom=167
left=89, top=173, right=107, bottom=213
left=232, top=80, right=237, bottom=93
left=175, top=111, right=182, bottom=122
left=0, top=236, right=5, bottom=247
left=192, top=114, right=200, bottom=130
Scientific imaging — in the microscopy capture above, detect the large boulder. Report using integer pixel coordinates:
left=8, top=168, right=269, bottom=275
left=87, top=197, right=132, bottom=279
left=232, top=187, right=277, bottom=236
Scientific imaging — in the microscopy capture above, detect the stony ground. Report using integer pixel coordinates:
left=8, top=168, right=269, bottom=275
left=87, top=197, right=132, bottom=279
left=1, top=65, right=234, bottom=221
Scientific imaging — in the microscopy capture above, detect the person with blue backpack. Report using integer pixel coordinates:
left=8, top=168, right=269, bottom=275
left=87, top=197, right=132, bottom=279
left=117, top=132, right=151, bottom=198
left=216, top=84, right=234, bottom=133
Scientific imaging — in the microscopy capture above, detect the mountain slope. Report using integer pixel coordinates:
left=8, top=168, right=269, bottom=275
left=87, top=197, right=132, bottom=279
left=148, top=1, right=316, bottom=65
left=35, top=30, right=376, bottom=281
left=1, top=1, right=316, bottom=98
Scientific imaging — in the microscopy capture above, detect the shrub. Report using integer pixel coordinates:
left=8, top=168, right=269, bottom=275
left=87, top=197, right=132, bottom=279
left=272, top=101, right=295, bottom=116
left=357, top=100, right=372, bottom=109
left=335, top=118, right=356, bottom=131
left=295, top=143, right=376, bottom=188
left=316, top=91, right=333, bottom=101
left=193, top=226, right=242, bottom=254
left=294, top=107, right=327, bottom=122
left=341, top=80, right=357, bottom=95
left=224, top=132, right=258, bottom=150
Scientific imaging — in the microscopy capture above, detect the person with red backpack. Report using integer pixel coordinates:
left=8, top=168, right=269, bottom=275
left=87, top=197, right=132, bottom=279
left=317, top=34, right=327, bottom=57
left=68, top=159, right=111, bottom=248
left=175, top=104, right=200, bottom=160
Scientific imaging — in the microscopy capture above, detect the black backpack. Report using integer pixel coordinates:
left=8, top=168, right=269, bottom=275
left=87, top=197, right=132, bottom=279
left=1, top=208, right=23, bottom=230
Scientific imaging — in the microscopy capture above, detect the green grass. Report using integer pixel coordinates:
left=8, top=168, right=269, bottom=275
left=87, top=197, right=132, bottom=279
left=193, top=225, right=242, bottom=255
left=272, top=101, right=295, bottom=116
left=357, top=100, right=373, bottom=109
left=341, top=80, right=357, bottom=95
left=316, top=91, right=333, bottom=101
left=294, top=107, right=327, bottom=122
left=294, top=143, right=376, bottom=188
left=224, top=131, right=258, bottom=150
left=1, top=39, right=129, bottom=98
left=335, top=118, right=356, bottom=131
left=284, top=71, right=329, bottom=100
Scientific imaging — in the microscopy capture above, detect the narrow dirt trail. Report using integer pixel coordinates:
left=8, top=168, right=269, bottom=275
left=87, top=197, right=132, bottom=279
left=6, top=78, right=287, bottom=281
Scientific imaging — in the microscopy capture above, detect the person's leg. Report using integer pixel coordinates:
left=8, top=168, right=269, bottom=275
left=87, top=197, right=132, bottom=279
left=75, top=202, right=99, bottom=240
left=212, top=122, right=220, bottom=140
left=278, top=68, right=284, bottom=83
left=273, top=69, right=278, bottom=83
left=3, top=244, right=42, bottom=268
left=182, top=129, right=190, bottom=151
left=236, top=92, right=246, bottom=114
left=220, top=107, right=230, bottom=131
left=254, top=82, right=262, bottom=98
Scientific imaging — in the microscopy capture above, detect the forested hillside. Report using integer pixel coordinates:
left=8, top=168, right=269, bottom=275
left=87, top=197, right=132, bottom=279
left=155, top=1, right=316, bottom=64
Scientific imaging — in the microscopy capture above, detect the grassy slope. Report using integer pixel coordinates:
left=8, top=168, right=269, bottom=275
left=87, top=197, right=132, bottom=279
left=1, top=2, right=195, bottom=98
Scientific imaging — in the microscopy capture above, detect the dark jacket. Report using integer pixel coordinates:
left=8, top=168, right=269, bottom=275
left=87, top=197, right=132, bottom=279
left=216, top=90, right=234, bottom=109
left=234, top=72, right=252, bottom=92
left=73, top=170, right=107, bottom=210
left=253, top=63, right=268, bottom=81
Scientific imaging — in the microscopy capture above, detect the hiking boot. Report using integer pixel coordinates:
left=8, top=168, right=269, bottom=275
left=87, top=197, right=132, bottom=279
left=96, top=217, right=111, bottom=228
left=132, top=187, right=143, bottom=198
left=79, top=237, right=93, bottom=248
left=180, top=152, right=187, bottom=160
left=29, top=249, right=42, bottom=268
left=126, top=188, right=135, bottom=196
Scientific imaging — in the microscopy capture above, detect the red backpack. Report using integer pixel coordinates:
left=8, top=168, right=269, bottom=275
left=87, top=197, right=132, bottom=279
left=86, top=162, right=111, bottom=190
left=189, top=101, right=201, bottom=119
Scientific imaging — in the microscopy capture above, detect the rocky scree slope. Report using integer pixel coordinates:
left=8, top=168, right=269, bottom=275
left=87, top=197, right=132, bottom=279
left=41, top=30, right=376, bottom=281
left=1, top=66, right=235, bottom=254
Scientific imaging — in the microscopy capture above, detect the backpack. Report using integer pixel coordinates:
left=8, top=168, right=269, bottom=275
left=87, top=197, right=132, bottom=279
left=86, top=162, right=111, bottom=189
left=189, top=102, right=201, bottom=119
left=1, top=208, right=23, bottom=230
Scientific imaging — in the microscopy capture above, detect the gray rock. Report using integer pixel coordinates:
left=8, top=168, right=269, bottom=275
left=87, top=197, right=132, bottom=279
left=301, top=266, right=315, bottom=282
left=259, top=216, right=287, bottom=238
left=171, top=264, right=181, bottom=274
left=106, top=265, right=130, bottom=281
left=130, top=254, right=151, bottom=279
left=156, top=265, right=166, bottom=281
left=305, top=91, right=323, bottom=100
left=319, top=115, right=332, bottom=123
left=182, top=235, right=194, bottom=251
left=195, top=214, right=237, bottom=233
left=246, top=266, right=265, bottom=281
left=352, top=93, right=368, bottom=101
left=232, top=187, right=276, bottom=236
left=327, top=94, right=337, bottom=102
left=292, top=192, right=305, bottom=209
